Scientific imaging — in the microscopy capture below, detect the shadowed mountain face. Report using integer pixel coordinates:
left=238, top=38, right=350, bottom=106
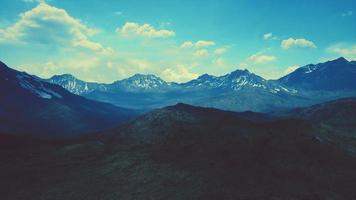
left=0, top=61, right=136, bottom=137
left=2, top=102, right=356, bottom=199
left=278, top=57, right=356, bottom=91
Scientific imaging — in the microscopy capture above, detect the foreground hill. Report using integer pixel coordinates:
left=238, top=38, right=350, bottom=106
left=0, top=61, right=136, bottom=137
left=279, top=97, right=356, bottom=154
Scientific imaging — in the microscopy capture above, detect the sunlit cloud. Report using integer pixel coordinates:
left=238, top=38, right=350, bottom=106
left=116, top=22, right=175, bottom=38
left=0, top=3, right=107, bottom=52
left=181, top=40, right=215, bottom=48
left=214, top=48, right=227, bottom=55
left=181, top=41, right=194, bottom=48
left=195, top=40, right=215, bottom=48
left=281, top=38, right=317, bottom=50
left=193, top=49, right=209, bottom=57
left=161, top=65, right=198, bottom=82
left=248, top=53, right=277, bottom=64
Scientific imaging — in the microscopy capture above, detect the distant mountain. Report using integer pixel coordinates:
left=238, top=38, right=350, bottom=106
left=45, top=57, right=356, bottom=112
left=48, top=69, right=305, bottom=112
left=278, top=57, right=356, bottom=91
left=0, top=61, right=136, bottom=137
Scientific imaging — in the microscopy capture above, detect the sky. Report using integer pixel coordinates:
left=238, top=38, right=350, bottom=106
left=0, top=0, right=356, bottom=83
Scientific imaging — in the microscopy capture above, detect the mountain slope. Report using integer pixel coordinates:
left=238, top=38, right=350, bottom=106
left=284, top=97, right=356, bottom=127
left=0, top=61, right=136, bottom=137
left=98, top=103, right=356, bottom=199
left=278, top=57, right=356, bottom=91
left=277, top=97, right=356, bottom=154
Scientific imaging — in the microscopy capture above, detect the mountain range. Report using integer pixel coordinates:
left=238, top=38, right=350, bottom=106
left=45, top=57, right=356, bottom=112
left=1, top=57, right=356, bottom=137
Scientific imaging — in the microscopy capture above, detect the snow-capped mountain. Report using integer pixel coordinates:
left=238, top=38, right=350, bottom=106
left=182, top=69, right=295, bottom=94
left=45, top=67, right=307, bottom=112
left=0, top=61, right=135, bottom=137
left=278, top=57, right=356, bottom=91
left=49, top=69, right=296, bottom=97
left=47, top=73, right=176, bottom=95
left=43, top=57, right=356, bottom=112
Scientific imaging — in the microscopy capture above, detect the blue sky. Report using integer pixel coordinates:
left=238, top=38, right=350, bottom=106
left=1, top=0, right=355, bottom=83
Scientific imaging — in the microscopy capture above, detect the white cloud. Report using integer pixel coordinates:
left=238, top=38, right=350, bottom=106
left=180, top=40, right=215, bottom=48
left=284, top=65, right=299, bottom=74
left=327, top=44, right=356, bottom=60
left=195, top=40, right=215, bottom=48
left=193, top=49, right=209, bottom=57
left=161, top=65, right=198, bottom=82
left=263, top=32, right=277, bottom=40
left=214, top=48, right=227, bottom=55
left=342, top=11, right=353, bottom=17
left=181, top=41, right=194, bottom=48
left=0, top=3, right=107, bottom=52
left=117, top=22, right=175, bottom=38
left=281, top=38, right=317, bottom=50
left=248, top=53, right=277, bottom=64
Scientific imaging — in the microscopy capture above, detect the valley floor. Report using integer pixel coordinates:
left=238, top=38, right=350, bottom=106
left=1, top=133, right=356, bottom=200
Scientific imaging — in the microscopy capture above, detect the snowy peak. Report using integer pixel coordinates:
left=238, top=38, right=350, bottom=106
left=50, top=74, right=78, bottom=81
left=47, top=74, right=102, bottom=95
left=115, top=74, right=169, bottom=91
left=183, top=74, right=218, bottom=88
left=227, top=69, right=251, bottom=78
